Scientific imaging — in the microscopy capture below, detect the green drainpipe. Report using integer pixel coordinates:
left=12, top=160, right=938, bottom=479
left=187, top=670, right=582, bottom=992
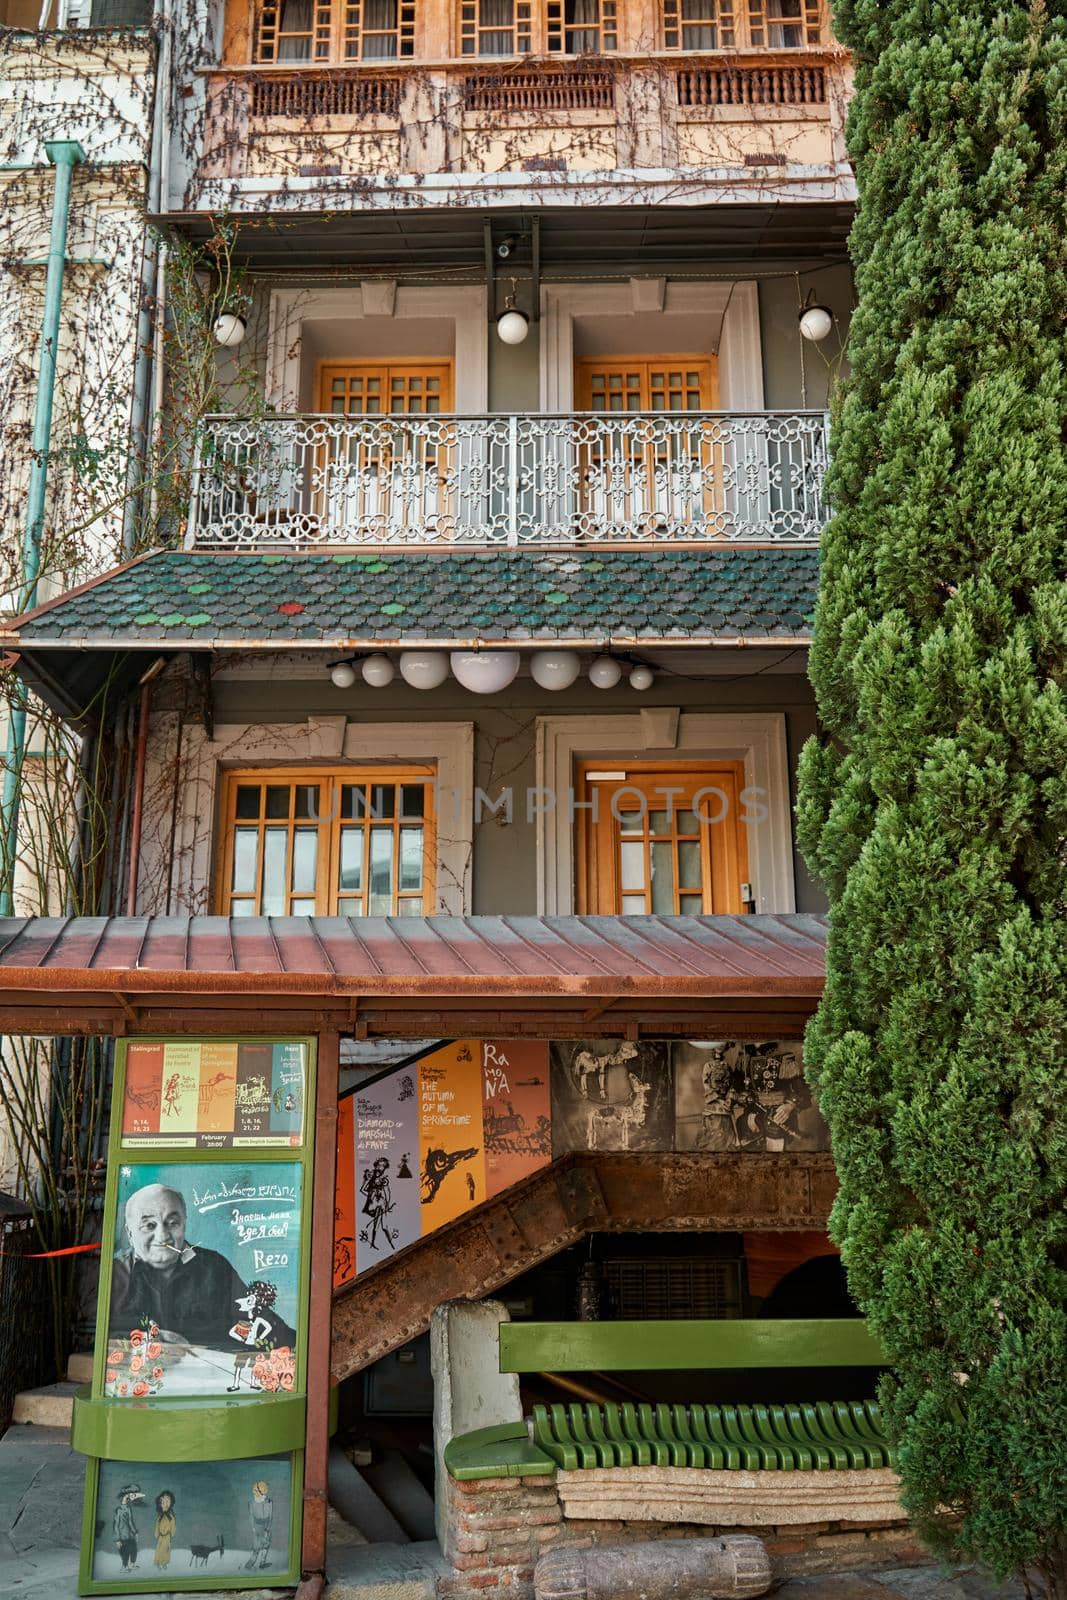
left=0, top=140, right=84, bottom=919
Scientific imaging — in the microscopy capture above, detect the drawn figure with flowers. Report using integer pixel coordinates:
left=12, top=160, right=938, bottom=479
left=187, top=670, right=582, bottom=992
left=227, top=1281, right=291, bottom=1391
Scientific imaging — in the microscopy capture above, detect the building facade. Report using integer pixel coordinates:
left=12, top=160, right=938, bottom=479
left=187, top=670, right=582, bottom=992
left=0, top=0, right=923, bottom=1588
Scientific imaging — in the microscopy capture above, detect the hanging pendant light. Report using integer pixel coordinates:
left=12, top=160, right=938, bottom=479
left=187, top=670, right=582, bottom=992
left=798, top=290, right=833, bottom=343
left=496, top=278, right=530, bottom=346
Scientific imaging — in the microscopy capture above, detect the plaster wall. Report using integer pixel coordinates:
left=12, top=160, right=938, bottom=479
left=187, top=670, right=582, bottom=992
left=134, top=665, right=823, bottom=918
left=758, top=261, right=852, bottom=411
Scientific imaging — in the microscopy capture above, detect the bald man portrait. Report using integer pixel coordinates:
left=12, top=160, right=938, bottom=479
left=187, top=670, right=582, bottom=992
left=109, top=1182, right=295, bottom=1349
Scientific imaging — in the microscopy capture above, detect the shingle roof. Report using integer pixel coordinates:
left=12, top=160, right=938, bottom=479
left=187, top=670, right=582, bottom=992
left=7, top=547, right=818, bottom=648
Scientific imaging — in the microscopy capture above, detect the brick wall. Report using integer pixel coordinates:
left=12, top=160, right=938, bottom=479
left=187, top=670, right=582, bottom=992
left=439, top=1471, right=928, bottom=1599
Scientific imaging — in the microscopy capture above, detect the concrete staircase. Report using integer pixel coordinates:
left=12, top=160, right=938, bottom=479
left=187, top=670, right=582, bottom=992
left=10, top=1350, right=92, bottom=1428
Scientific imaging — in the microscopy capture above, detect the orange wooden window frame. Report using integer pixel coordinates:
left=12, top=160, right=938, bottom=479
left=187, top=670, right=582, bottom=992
left=216, top=765, right=438, bottom=917
left=317, top=359, right=455, bottom=415
left=575, top=760, right=751, bottom=916
left=456, top=0, right=617, bottom=57
left=575, top=355, right=719, bottom=412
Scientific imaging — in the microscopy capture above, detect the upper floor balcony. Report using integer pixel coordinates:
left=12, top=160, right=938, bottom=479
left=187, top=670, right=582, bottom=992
left=187, top=0, right=853, bottom=209
left=186, top=408, right=828, bottom=548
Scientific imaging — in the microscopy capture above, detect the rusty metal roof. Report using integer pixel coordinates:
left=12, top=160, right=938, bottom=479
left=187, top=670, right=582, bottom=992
left=0, top=914, right=826, bottom=998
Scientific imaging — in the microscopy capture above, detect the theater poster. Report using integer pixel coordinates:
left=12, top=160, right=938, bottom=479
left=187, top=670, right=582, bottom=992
left=120, top=1040, right=307, bottom=1150
left=104, top=1159, right=303, bottom=1400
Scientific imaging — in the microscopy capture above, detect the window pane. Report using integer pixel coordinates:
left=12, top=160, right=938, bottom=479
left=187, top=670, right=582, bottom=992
left=618, top=807, right=643, bottom=834
left=397, top=897, right=423, bottom=916
left=399, top=827, right=423, bottom=891
left=678, top=839, right=702, bottom=891
left=262, top=828, right=288, bottom=914
left=679, top=893, right=703, bottom=915
left=291, top=829, right=318, bottom=894
left=676, top=809, right=700, bottom=834
left=294, top=785, right=320, bottom=819
left=265, top=785, right=291, bottom=819
left=620, top=839, right=645, bottom=892
left=235, top=785, right=260, bottom=820
left=649, top=810, right=673, bottom=836
left=340, top=785, right=366, bottom=820
left=231, top=828, right=259, bottom=894
left=400, top=784, right=425, bottom=818
left=650, top=840, right=675, bottom=913
left=339, top=828, right=363, bottom=892
left=369, top=828, right=394, bottom=914
left=370, top=784, right=396, bottom=819
left=291, top=897, right=317, bottom=915
left=231, top=899, right=257, bottom=917
left=621, top=893, right=646, bottom=915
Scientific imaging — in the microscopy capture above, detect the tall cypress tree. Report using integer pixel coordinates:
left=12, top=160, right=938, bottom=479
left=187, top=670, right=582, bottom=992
left=797, top=1, right=1067, bottom=1591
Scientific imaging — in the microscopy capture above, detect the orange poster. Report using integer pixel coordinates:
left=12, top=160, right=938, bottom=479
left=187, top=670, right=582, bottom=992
left=481, top=1040, right=552, bottom=1197
left=418, top=1041, right=485, bottom=1231
left=159, top=1042, right=201, bottom=1130
left=334, top=1094, right=356, bottom=1289
left=122, top=1043, right=164, bottom=1137
left=197, top=1042, right=238, bottom=1135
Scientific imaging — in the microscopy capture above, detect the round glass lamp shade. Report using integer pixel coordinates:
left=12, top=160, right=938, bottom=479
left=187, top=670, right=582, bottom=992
left=798, top=304, right=833, bottom=343
left=496, top=309, right=530, bottom=346
left=399, top=650, right=450, bottom=690
left=588, top=654, right=623, bottom=690
left=330, top=661, right=357, bottom=689
left=628, top=664, right=654, bottom=691
left=361, top=653, right=396, bottom=688
left=449, top=650, right=520, bottom=695
left=529, top=650, right=581, bottom=692
left=213, top=312, right=247, bottom=347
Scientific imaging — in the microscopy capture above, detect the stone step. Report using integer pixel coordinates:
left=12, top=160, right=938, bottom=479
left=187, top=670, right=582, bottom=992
left=327, top=1538, right=451, bottom=1600
left=66, top=1351, right=93, bottom=1384
left=11, top=1381, right=78, bottom=1429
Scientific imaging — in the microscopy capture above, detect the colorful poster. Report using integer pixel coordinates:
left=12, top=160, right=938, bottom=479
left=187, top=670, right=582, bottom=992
left=419, top=1040, right=486, bottom=1231
left=106, top=1160, right=302, bottom=1399
left=334, top=1094, right=356, bottom=1290
left=672, top=1039, right=826, bottom=1152
left=122, top=1044, right=164, bottom=1140
left=550, top=1040, right=673, bottom=1154
left=90, top=1455, right=293, bottom=1584
left=120, top=1041, right=306, bottom=1149
left=481, top=1040, right=551, bottom=1197
left=353, top=1070, right=421, bottom=1272
left=198, top=1043, right=238, bottom=1137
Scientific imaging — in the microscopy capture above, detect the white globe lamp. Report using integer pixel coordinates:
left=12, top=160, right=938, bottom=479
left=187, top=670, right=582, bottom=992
left=589, top=654, right=623, bottom=690
left=628, top=664, right=654, bottom=691
left=496, top=308, right=530, bottom=346
left=530, top=650, right=581, bottom=692
left=213, top=312, right=247, bottom=347
left=361, top=653, right=396, bottom=688
left=798, top=303, right=833, bottom=343
left=330, top=661, right=357, bottom=689
left=399, top=650, right=450, bottom=690
left=449, top=651, right=520, bottom=695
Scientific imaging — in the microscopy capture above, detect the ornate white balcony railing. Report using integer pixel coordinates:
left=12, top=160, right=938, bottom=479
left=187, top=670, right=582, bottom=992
left=187, top=411, right=828, bottom=548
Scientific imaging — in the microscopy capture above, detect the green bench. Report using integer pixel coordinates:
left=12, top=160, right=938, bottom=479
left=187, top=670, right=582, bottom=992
left=444, top=1318, right=892, bottom=1481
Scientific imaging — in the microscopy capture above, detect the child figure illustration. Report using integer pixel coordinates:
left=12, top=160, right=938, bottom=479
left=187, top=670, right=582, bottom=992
left=227, top=1281, right=286, bottom=1391
left=245, top=1480, right=274, bottom=1570
left=153, top=1490, right=176, bottom=1571
left=113, top=1483, right=145, bottom=1571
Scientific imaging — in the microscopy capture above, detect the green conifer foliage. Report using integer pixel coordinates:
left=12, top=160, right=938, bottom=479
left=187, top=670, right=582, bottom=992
left=797, top=2, right=1067, bottom=1590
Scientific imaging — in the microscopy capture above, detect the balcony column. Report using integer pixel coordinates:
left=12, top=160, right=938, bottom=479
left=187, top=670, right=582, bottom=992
left=615, top=63, right=678, bottom=169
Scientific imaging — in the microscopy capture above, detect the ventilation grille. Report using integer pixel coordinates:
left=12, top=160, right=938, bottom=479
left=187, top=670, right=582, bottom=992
left=250, top=73, right=401, bottom=119
left=603, top=1257, right=742, bottom=1320
left=676, top=63, right=826, bottom=107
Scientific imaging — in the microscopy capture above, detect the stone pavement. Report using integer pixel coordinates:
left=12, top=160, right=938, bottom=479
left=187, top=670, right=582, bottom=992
left=0, top=1423, right=1032, bottom=1600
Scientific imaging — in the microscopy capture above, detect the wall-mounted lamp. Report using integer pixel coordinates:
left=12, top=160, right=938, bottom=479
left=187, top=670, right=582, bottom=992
left=496, top=281, right=530, bottom=346
left=213, top=312, right=247, bottom=348
left=361, top=653, right=396, bottom=688
left=798, top=291, right=834, bottom=343
left=329, top=659, right=357, bottom=689
left=496, top=234, right=518, bottom=260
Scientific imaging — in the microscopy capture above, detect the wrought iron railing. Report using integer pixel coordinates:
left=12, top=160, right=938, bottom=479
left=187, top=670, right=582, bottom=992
left=187, top=411, right=828, bottom=548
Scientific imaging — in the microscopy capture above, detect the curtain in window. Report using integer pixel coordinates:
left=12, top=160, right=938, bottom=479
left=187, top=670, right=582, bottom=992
left=276, top=0, right=313, bottom=58
left=765, top=0, right=804, bottom=46
left=679, top=0, right=716, bottom=49
left=565, top=0, right=599, bottom=51
left=479, top=0, right=514, bottom=54
left=362, top=0, right=398, bottom=55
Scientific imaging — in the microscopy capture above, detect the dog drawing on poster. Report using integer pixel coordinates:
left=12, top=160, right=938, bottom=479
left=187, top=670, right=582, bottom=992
left=550, top=1041, right=672, bottom=1154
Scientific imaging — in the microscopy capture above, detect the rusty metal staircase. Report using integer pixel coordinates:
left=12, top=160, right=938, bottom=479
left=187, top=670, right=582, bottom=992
left=330, top=1150, right=836, bottom=1380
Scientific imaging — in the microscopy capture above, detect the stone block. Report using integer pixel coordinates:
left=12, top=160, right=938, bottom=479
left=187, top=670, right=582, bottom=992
left=535, top=1536, right=772, bottom=1600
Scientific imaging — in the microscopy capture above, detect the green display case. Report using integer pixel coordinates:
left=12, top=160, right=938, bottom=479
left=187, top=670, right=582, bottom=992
left=75, top=1037, right=317, bottom=1594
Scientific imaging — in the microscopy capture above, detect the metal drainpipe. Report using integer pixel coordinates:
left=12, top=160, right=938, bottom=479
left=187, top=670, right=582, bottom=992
left=0, top=139, right=84, bottom=918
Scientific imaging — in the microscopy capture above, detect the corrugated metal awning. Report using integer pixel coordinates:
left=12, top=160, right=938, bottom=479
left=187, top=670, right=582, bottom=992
left=0, top=913, right=827, bottom=1039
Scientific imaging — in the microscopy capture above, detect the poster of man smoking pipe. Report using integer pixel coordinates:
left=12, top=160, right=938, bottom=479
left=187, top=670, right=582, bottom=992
left=106, top=1161, right=301, bottom=1399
